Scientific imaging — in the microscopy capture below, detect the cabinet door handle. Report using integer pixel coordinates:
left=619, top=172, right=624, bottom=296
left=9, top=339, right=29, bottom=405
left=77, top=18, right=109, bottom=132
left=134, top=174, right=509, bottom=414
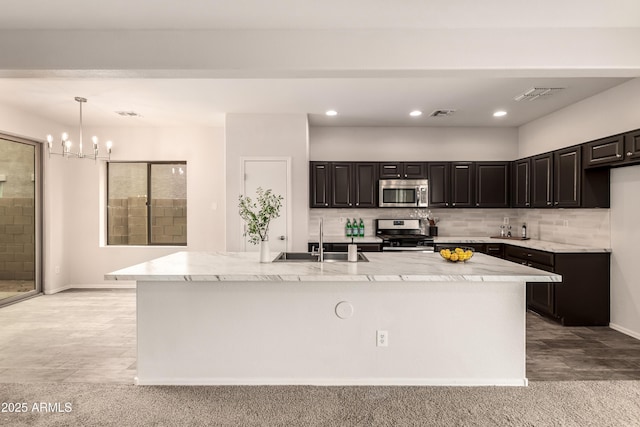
left=546, top=201, right=552, bottom=206
left=527, top=262, right=533, bottom=267
left=445, top=203, right=449, bottom=206
left=616, top=154, right=622, bottom=158
left=525, top=202, right=530, bottom=206
left=452, top=203, right=456, bottom=207
left=355, top=203, right=359, bottom=206
left=554, top=201, right=559, bottom=205
left=476, top=203, right=480, bottom=206
left=628, top=152, right=634, bottom=157
left=324, top=203, right=328, bottom=206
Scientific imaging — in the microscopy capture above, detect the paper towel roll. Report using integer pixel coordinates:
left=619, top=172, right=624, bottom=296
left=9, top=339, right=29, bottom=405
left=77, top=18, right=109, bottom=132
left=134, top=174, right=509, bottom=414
left=348, top=244, right=358, bottom=262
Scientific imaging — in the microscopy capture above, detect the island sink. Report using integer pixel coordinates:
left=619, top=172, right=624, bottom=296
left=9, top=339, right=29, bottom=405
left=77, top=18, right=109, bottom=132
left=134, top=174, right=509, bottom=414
left=273, top=252, right=369, bottom=262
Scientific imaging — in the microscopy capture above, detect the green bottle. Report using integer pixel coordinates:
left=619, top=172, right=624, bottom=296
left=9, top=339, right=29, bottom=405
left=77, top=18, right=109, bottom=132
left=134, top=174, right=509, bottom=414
left=359, top=218, right=365, bottom=237
left=346, top=218, right=352, bottom=237
left=353, top=218, right=358, bottom=237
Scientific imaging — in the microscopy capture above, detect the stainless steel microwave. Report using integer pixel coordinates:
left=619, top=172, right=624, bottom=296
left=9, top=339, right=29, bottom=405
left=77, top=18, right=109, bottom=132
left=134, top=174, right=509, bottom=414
left=378, top=179, right=428, bottom=208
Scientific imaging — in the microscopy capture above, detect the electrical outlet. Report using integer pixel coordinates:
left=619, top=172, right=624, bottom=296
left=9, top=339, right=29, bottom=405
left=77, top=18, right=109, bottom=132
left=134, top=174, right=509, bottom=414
left=563, top=220, right=569, bottom=227
left=503, top=217, right=510, bottom=225
left=376, top=330, right=388, bottom=347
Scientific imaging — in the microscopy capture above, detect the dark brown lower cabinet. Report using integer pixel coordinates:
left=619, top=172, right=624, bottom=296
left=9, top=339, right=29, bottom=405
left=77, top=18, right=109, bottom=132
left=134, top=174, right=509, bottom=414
left=505, top=245, right=610, bottom=326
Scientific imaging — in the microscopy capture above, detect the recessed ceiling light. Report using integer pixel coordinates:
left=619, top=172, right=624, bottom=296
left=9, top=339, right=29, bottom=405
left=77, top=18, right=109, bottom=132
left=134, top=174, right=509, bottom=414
left=409, top=110, right=422, bottom=117
left=493, top=111, right=507, bottom=117
left=325, top=110, right=338, bottom=116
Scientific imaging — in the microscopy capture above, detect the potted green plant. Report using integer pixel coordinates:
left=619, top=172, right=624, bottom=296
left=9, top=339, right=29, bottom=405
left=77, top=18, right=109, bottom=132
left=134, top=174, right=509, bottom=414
left=238, top=187, right=284, bottom=262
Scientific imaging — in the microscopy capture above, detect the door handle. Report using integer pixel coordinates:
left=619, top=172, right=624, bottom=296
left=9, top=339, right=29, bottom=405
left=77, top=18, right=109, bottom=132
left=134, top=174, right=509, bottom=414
left=278, top=235, right=286, bottom=240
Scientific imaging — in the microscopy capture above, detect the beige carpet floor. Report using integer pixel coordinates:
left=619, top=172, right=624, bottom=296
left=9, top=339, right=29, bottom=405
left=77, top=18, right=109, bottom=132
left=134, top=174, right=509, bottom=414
left=1, top=381, right=640, bottom=426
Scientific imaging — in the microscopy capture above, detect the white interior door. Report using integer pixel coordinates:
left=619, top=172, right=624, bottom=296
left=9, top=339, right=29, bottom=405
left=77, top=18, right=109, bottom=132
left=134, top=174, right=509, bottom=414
left=242, top=158, right=290, bottom=253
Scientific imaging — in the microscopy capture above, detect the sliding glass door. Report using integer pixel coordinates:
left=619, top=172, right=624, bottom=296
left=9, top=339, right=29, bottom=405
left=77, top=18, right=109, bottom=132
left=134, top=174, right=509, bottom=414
left=0, top=135, right=41, bottom=305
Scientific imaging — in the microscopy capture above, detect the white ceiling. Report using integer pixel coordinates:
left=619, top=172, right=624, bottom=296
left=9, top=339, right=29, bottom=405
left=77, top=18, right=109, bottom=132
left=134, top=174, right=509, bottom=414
left=2, top=0, right=639, bottom=30
left=0, top=0, right=637, bottom=129
left=0, top=77, right=629, bottom=128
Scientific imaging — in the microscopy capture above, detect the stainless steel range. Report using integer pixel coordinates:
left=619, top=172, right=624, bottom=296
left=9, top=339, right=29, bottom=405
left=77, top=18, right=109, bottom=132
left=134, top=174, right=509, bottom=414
left=376, top=219, right=435, bottom=252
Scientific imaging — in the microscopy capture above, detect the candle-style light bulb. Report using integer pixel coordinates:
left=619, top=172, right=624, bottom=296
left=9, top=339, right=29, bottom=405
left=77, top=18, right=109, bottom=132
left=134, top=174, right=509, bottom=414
left=106, top=140, right=113, bottom=154
left=65, top=140, right=72, bottom=153
left=46, top=134, right=53, bottom=149
left=92, top=136, right=98, bottom=146
left=62, top=132, right=68, bottom=142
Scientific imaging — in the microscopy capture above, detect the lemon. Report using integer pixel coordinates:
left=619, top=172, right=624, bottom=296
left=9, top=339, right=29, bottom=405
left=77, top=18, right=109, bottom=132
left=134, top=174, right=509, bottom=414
left=450, top=253, right=459, bottom=262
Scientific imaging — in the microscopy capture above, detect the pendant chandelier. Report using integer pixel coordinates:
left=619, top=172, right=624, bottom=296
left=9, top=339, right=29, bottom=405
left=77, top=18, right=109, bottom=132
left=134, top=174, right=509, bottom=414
left=46, top=97, right=113, bottom=161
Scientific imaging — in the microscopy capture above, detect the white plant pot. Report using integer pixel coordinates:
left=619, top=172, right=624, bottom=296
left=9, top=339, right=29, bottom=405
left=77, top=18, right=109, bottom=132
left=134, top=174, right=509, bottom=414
left=259, top=240, right=271, bottom=263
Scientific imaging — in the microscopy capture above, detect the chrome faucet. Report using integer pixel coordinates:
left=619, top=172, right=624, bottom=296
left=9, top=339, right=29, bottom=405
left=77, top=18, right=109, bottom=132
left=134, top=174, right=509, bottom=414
left=318, top=218, right=324, bottom=262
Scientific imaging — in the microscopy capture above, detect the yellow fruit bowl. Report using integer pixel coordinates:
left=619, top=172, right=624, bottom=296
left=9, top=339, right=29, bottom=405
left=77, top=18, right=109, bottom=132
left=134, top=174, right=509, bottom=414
left=439, top=247, right=474, bottom=263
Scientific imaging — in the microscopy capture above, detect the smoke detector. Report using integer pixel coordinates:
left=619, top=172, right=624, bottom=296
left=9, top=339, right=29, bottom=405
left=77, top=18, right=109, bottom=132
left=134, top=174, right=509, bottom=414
left=115, top=111, right=142, bottom=117
left=429, top=109, right=456, bottom=117
left=514, top=87, right=565, bottom=102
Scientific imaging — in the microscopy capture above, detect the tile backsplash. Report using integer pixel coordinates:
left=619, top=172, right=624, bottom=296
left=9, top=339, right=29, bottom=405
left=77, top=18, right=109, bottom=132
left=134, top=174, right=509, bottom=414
left=309, top=208, right=611, bottom=248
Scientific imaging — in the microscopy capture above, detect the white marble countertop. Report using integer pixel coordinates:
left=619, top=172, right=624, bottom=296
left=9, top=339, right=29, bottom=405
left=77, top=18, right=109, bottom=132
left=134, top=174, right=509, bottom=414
left=431, top=237, right=611, bottom=253
left=105, top=251, right=561, bottom=283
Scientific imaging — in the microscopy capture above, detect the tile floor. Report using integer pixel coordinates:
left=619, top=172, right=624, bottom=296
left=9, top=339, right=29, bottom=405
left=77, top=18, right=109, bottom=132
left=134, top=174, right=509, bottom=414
left=1, top=289, right=639, bottom=384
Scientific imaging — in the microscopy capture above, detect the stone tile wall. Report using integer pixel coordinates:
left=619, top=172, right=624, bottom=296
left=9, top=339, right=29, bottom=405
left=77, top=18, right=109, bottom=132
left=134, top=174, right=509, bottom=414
left=0, top=198, right=35, bottom=281
left=108, top=197, right=187, bottom=245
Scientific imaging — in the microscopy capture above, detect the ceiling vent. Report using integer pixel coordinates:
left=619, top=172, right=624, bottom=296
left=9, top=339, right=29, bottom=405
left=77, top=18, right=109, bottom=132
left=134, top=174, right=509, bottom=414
left=115, top=111, right=142, bottom=117
left=429, top=109, right=456, bottom=117
left=514, top=87, right=565, bottom=102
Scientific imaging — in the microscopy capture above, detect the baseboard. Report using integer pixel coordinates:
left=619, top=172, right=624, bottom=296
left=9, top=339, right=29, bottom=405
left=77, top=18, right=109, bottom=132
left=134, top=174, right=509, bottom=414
left=609, top=323, right=640, bottom=341
left=134, top=377, right=529, bottom=387
left=45, top=283, right=136, bottom=295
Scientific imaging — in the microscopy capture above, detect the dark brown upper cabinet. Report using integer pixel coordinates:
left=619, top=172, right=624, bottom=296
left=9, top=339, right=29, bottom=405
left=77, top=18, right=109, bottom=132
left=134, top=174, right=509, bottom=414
left=512, top=158, right=531, bottom=208
left=625, top=129, right=640, bottom=163
left=310, top=162, right=378, bottom=208
left=330, top=162, right=353, bottom=207
left=532, top=153, right=554, bottom=208
left=584, top=129, right=640, bottom=168
left=475, top=162, right=510, bottom=208
left=450, top=162, right=475, bottom=207
left=584, top=135, right=625, bottom=167
left=554, top=147, right=581, bottom=208
left=379, top=162, right=427, bottom=179
left=427, top=162, right=451, bottom=207
left=353, top=162, right=378, bottom=208
left=310, top=162, right=331, bottom=208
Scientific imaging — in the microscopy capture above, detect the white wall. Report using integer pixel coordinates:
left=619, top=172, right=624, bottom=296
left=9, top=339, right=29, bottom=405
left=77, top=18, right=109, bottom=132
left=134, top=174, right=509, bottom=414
left=62, top=126, right=225, bottom=289
left=517, top=77, right=640, bottom=337
left=310, top=127, right=518, bottom=161
left=610, top=165, right=640, bottom=339
left=0, top=104, right=68, bottom=294
left=225, top=114, right=309, bottom=252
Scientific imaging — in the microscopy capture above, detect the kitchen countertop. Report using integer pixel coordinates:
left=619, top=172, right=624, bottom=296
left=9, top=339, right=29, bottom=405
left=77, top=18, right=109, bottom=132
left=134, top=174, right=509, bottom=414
left=106, top=250, right=560, bottom=283
left=432, top=237, right=611, bottom=253
left=310, top=235, right=610, bottom=253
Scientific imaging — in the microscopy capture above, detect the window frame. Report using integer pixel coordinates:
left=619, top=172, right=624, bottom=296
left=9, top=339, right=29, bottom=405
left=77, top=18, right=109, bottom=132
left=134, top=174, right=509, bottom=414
left=106, top=160, right=187, bottom=246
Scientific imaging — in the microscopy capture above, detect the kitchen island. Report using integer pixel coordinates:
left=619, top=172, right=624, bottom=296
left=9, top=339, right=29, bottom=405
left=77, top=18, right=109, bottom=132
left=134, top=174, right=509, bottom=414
left=106, top=251, right=560, bottom=386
